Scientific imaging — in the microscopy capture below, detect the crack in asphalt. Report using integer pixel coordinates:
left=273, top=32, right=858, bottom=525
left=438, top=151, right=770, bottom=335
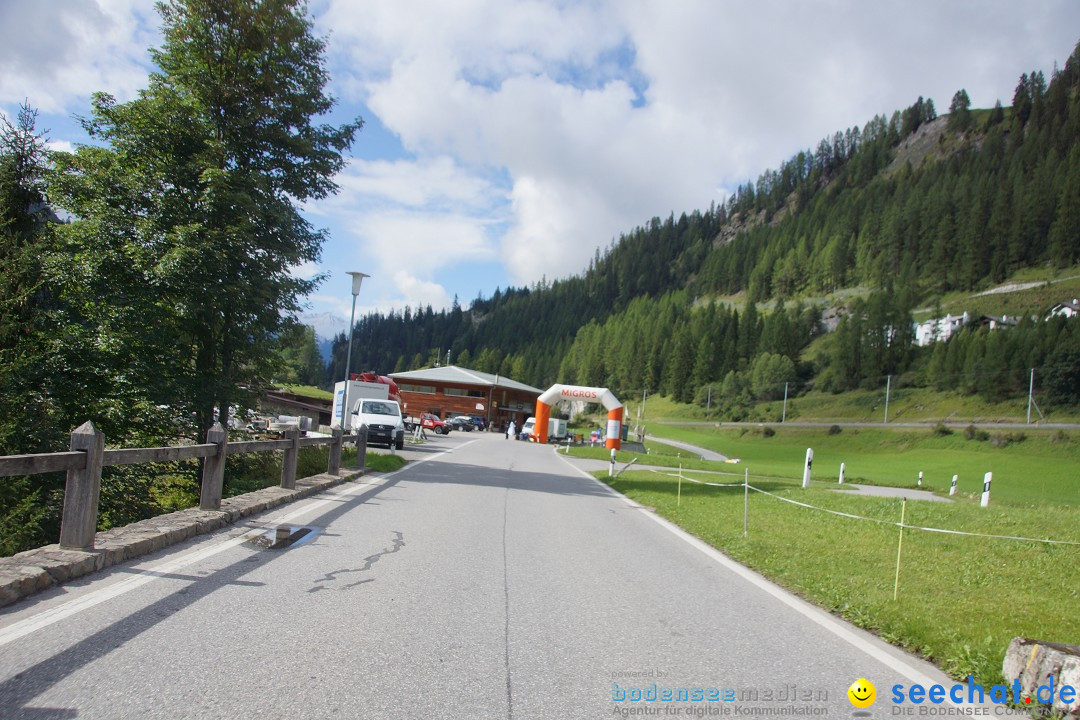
left=307, top=531, right=405, bottom=593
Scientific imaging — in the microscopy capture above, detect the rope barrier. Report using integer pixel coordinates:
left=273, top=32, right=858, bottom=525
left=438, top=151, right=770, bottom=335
left=646, top=468, right=1080, bottom=546
left=649, top=469, right=744, bottom=487
left=747, top=484, right=1080, bottom=546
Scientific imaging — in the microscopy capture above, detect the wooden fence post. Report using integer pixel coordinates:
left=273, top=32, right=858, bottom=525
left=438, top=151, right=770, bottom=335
left=199, top=423, right=227, bottom=510
left=281, top=428, right=300, bottom=489
left=356, top=424, right=367, bottom=471
left=328, top=427, right=343, bottom=475
left=59, top=421, right=104, bottom=550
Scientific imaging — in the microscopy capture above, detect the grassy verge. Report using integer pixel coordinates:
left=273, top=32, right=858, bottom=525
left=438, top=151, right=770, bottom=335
left=362, top=452, right=407, bottom=473
left=599, top=468, right=1080, bottom=688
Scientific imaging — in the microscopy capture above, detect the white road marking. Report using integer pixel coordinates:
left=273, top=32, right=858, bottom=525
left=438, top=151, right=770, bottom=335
left=0, top=443, right=470, bottom=648
left=557, top=452, right=957, bottom=699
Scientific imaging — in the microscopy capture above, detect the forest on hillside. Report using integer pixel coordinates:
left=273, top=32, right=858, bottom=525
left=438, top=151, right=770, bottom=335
left=328, top=40, right=1080, bottom=412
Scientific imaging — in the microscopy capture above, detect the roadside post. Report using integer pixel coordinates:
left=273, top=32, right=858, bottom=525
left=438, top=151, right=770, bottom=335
left=677, top=463, right=682, bottom=506
left=802, top=448, right=813, bottom=488
left=949, top=474, right=958, bottom=496
left=838, top=462, right=845, bottom=484
left=980, top=472, right=992, bottom=507
left=918, top=471, right=923, bottom=487
left=609, top=448, right=616, bottom=477
left=743, top=468, right=749, bottom=538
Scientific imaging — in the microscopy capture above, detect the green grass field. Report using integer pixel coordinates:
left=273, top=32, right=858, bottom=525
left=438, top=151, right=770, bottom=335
left=627, top=389, right=1080, bottom=426
left=643, top=424, right=1080, bottom=507
left=599, top=468, right=1080, bottom=689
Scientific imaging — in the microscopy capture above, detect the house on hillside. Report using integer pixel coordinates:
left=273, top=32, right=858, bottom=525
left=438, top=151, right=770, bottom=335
left=975, top=314, right=1019, bottom=331
left=1047, top=299, right=1080, bottom=320
left=913, top=312, right=969, bottom=347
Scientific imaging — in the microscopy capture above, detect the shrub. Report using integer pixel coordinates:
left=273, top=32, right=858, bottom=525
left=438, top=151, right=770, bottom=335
left=828, top=424, right=842, bottom=436
left=762, top=426, right=776, bottom=437
left=932, top=423, right=953, bottom=437
left=990, top=432, right=1026, bottom=448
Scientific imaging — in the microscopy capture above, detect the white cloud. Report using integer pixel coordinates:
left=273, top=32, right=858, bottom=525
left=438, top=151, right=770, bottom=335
left=7, top=0, right=1079, bottom=312
left=321, top=0, right=1080, bottom=288
left=312, top=155, right=503, bottom=309
left=289, top=260, right=323, bottom=281
left=0, top=0, right=159, bottom=113
left=337, top=156, right=498, bottom=210
left=45, top=139, right=76, bottom=154
left=391, top=271, right=451, bottom=309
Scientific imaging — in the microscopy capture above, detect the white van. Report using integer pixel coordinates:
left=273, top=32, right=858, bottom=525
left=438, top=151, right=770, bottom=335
left=522, top=417, right=568, bottom=442
left=350, top=398, right=405, bottom=450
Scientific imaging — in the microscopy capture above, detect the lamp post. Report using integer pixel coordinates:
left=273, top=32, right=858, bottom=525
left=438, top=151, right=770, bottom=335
left=340, top=272, right=369, bottom=433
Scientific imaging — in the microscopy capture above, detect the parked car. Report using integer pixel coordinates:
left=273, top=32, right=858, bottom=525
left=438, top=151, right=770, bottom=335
left=404, top=412, right=450, bottom=435
left=448, top=416, right=474, bottom=432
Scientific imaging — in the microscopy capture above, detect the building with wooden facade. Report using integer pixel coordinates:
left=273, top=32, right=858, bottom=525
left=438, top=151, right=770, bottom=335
left=388, top=366, right=543, bottom=431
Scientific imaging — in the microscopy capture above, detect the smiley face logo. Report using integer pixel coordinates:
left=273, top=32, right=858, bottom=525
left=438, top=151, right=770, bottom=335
left=848, top=678, right=876, bottom=708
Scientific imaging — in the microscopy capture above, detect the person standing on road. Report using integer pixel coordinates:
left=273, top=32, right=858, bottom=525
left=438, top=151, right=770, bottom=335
left=507, top=419, right=516, bottom=440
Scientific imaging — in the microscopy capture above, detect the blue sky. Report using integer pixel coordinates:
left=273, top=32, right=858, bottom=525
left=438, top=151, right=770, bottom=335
left=3, top=0, right=1079, bottom=323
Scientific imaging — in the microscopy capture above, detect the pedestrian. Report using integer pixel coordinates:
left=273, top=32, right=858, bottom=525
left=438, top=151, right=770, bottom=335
left=507, top=419, right=516, bottom=440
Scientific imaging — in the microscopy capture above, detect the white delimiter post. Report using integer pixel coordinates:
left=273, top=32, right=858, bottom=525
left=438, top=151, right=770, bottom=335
left=980, top=472, right=992, bottom=507
left=950, top=474, right=958, bottom=496
left=838, top=462, right=845, bottom=484
left=802, top=448, right=813, bottom=488
left=918, top=471, right=923, bottom=487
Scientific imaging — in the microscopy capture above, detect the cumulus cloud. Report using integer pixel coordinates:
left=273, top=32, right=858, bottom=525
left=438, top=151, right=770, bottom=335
left=289, top=260, right=324, bottom=281
left=5, top=0, right=1079, bottom=312
left=320, top=0, right=1080, bottom=288
left=0, top=0, right=158, bottom=113
left=308, top=154, right=505, bottom=310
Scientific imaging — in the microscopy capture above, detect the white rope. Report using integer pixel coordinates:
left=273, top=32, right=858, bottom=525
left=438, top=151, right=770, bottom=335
left=649, top=468, right=744, bottom=487
left=746, top=485, right=1080, bottom=546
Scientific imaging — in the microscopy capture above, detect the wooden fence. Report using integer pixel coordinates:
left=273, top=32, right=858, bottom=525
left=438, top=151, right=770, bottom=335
left=0, top=421, right=368, bottom=551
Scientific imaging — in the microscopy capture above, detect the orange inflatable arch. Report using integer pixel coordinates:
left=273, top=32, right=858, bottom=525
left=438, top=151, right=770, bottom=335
left=532, top=384, right=623, bottom=450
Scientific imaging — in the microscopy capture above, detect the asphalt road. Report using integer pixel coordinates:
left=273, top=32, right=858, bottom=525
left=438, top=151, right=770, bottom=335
left=1, top=432, right=969, bottom=719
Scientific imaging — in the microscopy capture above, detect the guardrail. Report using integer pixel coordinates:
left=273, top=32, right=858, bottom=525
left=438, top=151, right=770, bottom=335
left=0, top=421, right=368, bottom=552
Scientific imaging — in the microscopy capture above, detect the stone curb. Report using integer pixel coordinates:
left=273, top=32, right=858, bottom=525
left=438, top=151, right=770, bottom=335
left=1002, top=637, right=1080, bottom=717
left=0, top=468, right=365, bottom=609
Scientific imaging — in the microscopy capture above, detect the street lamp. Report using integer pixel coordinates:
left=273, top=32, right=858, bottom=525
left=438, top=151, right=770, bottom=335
left=340, top=271, right=369, bottom=433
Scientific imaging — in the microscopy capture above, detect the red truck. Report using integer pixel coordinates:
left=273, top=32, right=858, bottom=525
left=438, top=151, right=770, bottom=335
left=351, top=372, right=401, bottom=404
left=403, top=412, right=450, bottom=435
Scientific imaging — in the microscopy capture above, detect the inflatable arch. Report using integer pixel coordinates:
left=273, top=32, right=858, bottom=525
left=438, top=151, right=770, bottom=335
left=532, top=384, right=623, bottom=450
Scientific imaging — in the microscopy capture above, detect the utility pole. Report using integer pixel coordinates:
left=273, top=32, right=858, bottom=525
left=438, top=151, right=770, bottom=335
left=1027, top=368, right=1034, bottom=425
left=884, top=375, right=891, bottom=424
left=782, top=382, right=789, bottom=423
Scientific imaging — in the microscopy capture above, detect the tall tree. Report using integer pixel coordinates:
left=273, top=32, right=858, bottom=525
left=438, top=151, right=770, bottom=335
left=948, top=89, right=972, bottom=132
left=52, top=0, right=361, bottom=439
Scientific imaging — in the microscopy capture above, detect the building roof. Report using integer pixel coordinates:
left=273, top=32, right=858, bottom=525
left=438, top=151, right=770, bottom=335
left=389, top=365, right=543, bottom=394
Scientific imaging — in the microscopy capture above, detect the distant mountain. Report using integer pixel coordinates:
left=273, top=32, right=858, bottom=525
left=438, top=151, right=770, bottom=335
left=298, top=312, right=349, bottom=362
